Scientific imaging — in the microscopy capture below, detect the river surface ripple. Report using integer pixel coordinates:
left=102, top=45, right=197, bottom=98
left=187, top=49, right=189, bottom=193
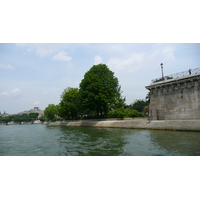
left=0, top=124, right=200, bottom=156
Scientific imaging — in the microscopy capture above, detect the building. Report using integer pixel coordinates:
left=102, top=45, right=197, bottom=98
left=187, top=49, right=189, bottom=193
left=0, top=107, right=44, bottom=118
left=146, top=67, right=200, bottom=120
left=28, top=107, right=44, bottom=118
left=0, top=111, right=9, bottom=117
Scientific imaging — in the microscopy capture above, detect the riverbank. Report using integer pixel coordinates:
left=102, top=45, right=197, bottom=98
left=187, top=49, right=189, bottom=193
left=0, top=120, right=42, bottom=125
left=43, top=119, right=200, bottom=131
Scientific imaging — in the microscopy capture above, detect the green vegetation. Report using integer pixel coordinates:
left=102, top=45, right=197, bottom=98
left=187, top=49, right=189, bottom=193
left=59, top=87, right=80, bottom=119
left=44, top=104, right=60, bottom=121
left=129, top=99, right=149, bottom=113
left=108, top=108, right=143, bottom=118
left=153, top=76, right=173, bottom=83
left=79, top=64, right=125, bottom=117
left=0, top=113, right=39, bottom=123
left=43, top=64, right=149, bottom=121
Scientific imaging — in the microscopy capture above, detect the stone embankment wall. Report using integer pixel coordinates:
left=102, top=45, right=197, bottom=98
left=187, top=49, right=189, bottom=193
left=43, top=119, right=200, bottom=131
left=146, top=73, right=200, bottom=120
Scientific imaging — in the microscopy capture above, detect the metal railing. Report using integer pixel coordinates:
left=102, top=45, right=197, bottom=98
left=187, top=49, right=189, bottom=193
left=151, top=67, right=200, bottom=83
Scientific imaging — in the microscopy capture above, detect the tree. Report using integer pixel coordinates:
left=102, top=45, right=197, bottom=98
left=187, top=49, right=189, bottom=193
left=130, top=100, right=149, bottom=113
left=59, top=87, right=80, bottom=119
left=44, top=104, right=59, bottom=121
left=145, top=92, right=150, bottom=104
left=29, top=112, right=39, bottom=119
left=79, top=64, right=124, bottom=116
left=112, top=85, right=126, bottom=109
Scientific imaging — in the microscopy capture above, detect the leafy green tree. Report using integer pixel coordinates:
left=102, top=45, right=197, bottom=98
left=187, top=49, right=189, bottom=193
left=29, top=113, right=39, bottom=119
left=130, top=100, right=149, bottom=112
left=79, top=64, right=124, bottom=117
left=59, top=87, right=80, bottom=119
left=145, top=92, right=150, bottom=104
left=112, top=85, right=126, bottom=109
left=44, top=104, right=60, bottom=121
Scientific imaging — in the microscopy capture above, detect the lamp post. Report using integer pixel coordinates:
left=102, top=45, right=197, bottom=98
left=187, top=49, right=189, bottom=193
left=160, top=63, right=164, bottom=80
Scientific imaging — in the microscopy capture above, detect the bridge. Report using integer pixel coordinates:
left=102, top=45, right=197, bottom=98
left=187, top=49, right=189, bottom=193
left=0, top=118, right=44, bottom=125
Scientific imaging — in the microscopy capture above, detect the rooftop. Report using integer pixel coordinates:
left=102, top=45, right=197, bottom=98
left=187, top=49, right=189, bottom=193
left=146, top=67, right=200, bottom=89
left=151, top=67, right=200, bottom=84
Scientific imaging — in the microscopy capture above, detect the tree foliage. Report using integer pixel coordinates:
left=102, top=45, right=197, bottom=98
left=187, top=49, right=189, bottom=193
left=79, top=64, right=125, bottom=116
left=44, top=104, right=60, bottom=121
left=59, top=87, right=80, bottom=119
left=108, top=108, right=143, bottom=118
left=0, top=113, right=39, bottom=123
left=29, top=112, right=39, bottom=119
left=130, top=100, right=149, bottom=113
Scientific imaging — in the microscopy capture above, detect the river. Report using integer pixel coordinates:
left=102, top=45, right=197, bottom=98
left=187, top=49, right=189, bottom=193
left=0, top=124, right=200, bottom=156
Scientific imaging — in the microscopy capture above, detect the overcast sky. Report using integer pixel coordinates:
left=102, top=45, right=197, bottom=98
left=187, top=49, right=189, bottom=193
left=0, top=43, right=200, bottom=114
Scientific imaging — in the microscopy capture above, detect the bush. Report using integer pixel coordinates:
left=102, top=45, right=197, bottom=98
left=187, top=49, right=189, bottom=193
left=108, top=108, right=143, bottom=118
left=126, top=109, right=143, bottom=118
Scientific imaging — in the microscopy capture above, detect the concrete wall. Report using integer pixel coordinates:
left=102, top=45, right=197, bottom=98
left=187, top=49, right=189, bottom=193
left=43, top=119, right=200, bottom=131
left=146, top=73, right=200, bottom=120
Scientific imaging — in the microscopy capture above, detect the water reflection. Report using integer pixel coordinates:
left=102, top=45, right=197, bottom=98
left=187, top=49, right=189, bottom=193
left=149, top=130, right=200, bottom=156
left=57, top=127, right=127, bottom=156
left=0, top=124, right=199, bottom=156
left=55, top=127, right=200, bottom=156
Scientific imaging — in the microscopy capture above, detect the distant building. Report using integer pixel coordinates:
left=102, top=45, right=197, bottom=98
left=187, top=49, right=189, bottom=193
left=1, top=107, right=44, bottom=118
left=10, top=107, right=44, bottom=118
left=28, top=107, right=44, bottom=118
left=0, top=111, right=9, bottom=117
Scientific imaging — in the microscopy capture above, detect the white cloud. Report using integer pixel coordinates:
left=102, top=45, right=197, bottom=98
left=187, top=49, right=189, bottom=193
left=16, top=43, right=53, bottom=57
left=94, top=55, right=103, bottom=65
left=0, top=63, right=14, bottom=69
left=15, top=43, right=74, bottom=58
left=150, top=44, right=176, bottom=63
left=107, top=53, right=145, bottom=74
left=0, top=88, right=21, bottom=98
left=1, top=92, right=8, bottom=96
left=11, top=88, right=21, bottom=96
left=52, top=51, right=72, bottom=62
left=33, top=101, right=40, bottom=105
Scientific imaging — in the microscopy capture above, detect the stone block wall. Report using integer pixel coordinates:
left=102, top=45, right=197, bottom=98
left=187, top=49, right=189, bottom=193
left=146, top=74, right=200, bottom=120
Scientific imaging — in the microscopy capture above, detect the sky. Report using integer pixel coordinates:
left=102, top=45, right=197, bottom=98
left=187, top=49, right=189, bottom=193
left=0, top=0, right=200, bottom=114
left=0, top=43, right=200, bottom=114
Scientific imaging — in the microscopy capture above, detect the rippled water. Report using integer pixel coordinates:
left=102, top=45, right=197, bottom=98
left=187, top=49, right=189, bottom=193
left=0, top=124, right=200, bottom=156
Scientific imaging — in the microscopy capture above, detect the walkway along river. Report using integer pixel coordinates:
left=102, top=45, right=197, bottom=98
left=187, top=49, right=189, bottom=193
left=43, top=119, right=200, bottom=131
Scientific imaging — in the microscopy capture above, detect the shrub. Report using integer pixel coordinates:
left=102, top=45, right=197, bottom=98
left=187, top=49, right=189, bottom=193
left=108, top=108, right=143, bottom=118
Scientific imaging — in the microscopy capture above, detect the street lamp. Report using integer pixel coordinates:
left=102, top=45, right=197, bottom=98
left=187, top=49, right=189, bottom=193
left=160, top=63, right=164, bottom=80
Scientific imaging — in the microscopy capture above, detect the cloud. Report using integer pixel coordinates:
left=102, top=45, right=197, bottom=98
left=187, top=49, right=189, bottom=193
left=11, top=88, right=21, bottom=96
left=33, top=101, right=40, bottom=105
left=1, top=92, right=8, bottom=96
left=0, top=63, right=14, bottom=70
left=16, top=43, right=54, bottom=57
left=15, top=43, right=73, bottom=57
left=150, top=44, right=176, bottom=63
left=107, top=53, right=145, bottom=74
left=94, top=55, right=103, bottom=65
left=0, top=88, right=21, bottom=98
left=52, top=51, right=72, bottom=62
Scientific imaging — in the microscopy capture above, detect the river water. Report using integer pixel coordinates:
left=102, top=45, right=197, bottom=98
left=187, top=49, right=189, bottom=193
left=0, top=124, right=200, bottom=156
